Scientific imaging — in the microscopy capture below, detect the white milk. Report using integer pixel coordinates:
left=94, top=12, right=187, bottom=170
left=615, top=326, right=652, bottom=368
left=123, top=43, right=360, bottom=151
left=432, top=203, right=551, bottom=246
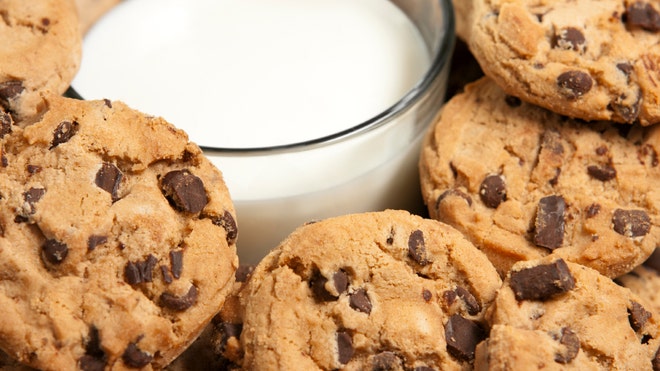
left=73, top=0, right=447, bottom=263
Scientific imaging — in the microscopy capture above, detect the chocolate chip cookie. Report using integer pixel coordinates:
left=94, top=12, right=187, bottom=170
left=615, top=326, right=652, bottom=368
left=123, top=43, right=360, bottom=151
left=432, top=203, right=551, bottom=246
left=0, top=0, right=81, bottom=121
left=618, top=248, right=660, bottom=315
left=0, top=94, right=238, bottom=370
left=462, top=0, right=660, bottom=125
left=419, top=77, right=659, bottom=278
left=476, top=257, right=660, bottom=370
left=226, top=210, right=502, bottom=370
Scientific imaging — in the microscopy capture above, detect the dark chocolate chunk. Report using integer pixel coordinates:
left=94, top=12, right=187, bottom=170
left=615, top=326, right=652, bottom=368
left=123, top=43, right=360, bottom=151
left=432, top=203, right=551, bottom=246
left=629, top=301, right=652, bottom=332
left=437, top=189, right=472, bottom=208
left=455, top=286, right=481, bottom=316
left=160, top=265, right=173, bottom=284
left=42, top=239, right=68, bottom=265
left=310, top=269, right=348, bottom=302
left=170, top=250, right=183, bottom=279
left=160, top=169, right=208, bottom=213
left=80, top=326, right=107, bottom=371
left=422, top=289, right=433, bottom=302
left=124, top=255, right=158, bottom=284
left=0, top=80, right=24, bottom=107
left=643, top=248, right=660, bottom=273
left=372, top=351, right=402, bottom=371
left=159, top=285, right=198, bottom=311
left=0, top=110, right=12, bottom=138
left=23, top=187, right=45, bottom=214
left=235, top=265, right=255, bottom=282
left=552, top=27, right=586, bottom=52
left=408, top=229, right=430, bottom=266
left=87, top=235, right=107, bottom=251
left=103, top=99, right=112, bottom=108
left=211, top=210, right=238, bottom=244
left=639, top=144, right=659, bottom=167
left=610, top=94, right=641, bottom=123
left=479, top=174, right=507, bottom=208
left=122, top=342, right=153, bottom=368
left=349, top=288, right=372, bottom=314
left=557, top=70, right=593, bottom=99
left=534, top=195, right=566, bottom=249
left=626, top=2, right=660, bottom=31
left=587, top=164, right=616, bottom=181
left=124, top=262, right=141, bottom=285
left=50, top=120, right=79, bottom=149
left=617, top=62, right=634, bottom=77
left=444, top=314, right=485, bottom=362
left=336, top=331, right=354, bottom=364
left=95, top=163, right=123, bottom=202
left=612, top=209, right=651, bottom=237
left=586, top=203, right=601, bottom=218
left=509, top=259, right=575, bottom=301
left=554, top=327, right=580, bottom=363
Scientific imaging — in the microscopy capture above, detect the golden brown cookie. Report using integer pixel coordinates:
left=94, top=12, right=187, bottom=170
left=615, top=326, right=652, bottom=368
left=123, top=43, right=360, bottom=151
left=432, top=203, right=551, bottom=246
left=462, top=0, right=660, bottom=125
left=420, top=77, right=659, bottom=278
left=476, top=257, right=660, bottom=370
left=0, top=0, right=81, bottom=121
left=228, top=210, right=502, bottom=370
left=0, top=95, right=238, bottom=370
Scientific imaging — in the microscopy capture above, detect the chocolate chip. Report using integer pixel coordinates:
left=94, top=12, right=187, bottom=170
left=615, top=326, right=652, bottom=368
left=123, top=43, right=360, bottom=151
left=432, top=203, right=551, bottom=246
left=122, top=342, right=153, bottom=368
left=235, top=265, right=255, bottom=282
left=408, top=229, right=430, bottom=266
left=504, top=95, right=522, bottom=107
left=170, top=250, right=183, bottom=279
left=372, top=351, right=402, bottom=371
left=50, top=120, right=79, bottom=149
left=639, top=144, right=659, bottom=167
left=103, top=99, right=112, bottom=108
left=210, top=211, right=238, bottom=245
left=23, top=187, right=45, bottom=214
left=554, top=327, right=580, bottom=363
left=643, top=248, right=660, bottom=272
left=0, top=110, right=12, bottom=138
left=455, top=287, right=481, bottom=315
left=160, top=170, right=208, bottom=213
left=310, top=269, right=348, bottom=302
left=124, top=255, right=158, bottom=284
left=336, top=331, right=354, bottom=364
left=160, top=265, right=173, bottom=284
left=42, top=239, right=68, bottom=265
left=27, top=165, right=41, bottom=174
left=557, top=71, right=593, bottom=100
left=349, top=288, right=372, bottom=314
left=437, top=189, right=472, bottom=208
left=595, top=145, right=609, bottom=156
left=509, top=259, right=575, bottom=301
left=95, top=163, right=122, bottom=202
left=552, top=27, right=586, bottom=52
left=626, top=2, right=660, bottom=31
left=612, top=209, right=651, bottom=237
left=534, top=195, right=566, bottom=249
left=87, top=235, right=107, bottom=250
left=80, top=326, right=107, bottom=371
left=0, top=80, right=24, bottom=108
left=617, top=62, right=634, bottom=78
left=479, top=174, right=507, bottom=208
left=422, top=289, right=433, bottom=302
left=587, top=164, right=616, bottom=181
left=629, top=301, right=652, bottom=332
left=610, top=94, right=641, bottom=123
left=159, top=284, right=198, bottom=311
left=586, top=203, right=601, bottom=218
left=445, top=314, right=485, bottom=362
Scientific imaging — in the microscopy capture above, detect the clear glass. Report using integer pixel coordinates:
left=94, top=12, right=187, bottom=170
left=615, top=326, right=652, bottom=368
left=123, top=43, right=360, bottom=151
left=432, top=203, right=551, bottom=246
left=205, top=0, right=456, bottom=263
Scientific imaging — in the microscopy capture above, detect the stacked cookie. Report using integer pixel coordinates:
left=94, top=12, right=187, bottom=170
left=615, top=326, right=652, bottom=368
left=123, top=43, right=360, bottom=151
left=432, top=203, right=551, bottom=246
left=0, top=1, right=239, bottom=370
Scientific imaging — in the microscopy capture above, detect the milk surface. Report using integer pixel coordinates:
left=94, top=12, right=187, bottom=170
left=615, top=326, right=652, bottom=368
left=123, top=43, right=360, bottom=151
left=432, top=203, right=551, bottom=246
left=74, top=0, right=430, bottom=149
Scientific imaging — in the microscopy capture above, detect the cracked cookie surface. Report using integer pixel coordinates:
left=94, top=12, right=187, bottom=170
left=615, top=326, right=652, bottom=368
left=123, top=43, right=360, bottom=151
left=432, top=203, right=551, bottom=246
left=462, top=0, right=660, bottom=125
left=225, top=210, right=501, bottom=370
left=0, top=95, right=238, bottom=370
left=0, top=0, right=81, bottom=121
left=419, top=77, right=659, bottom=278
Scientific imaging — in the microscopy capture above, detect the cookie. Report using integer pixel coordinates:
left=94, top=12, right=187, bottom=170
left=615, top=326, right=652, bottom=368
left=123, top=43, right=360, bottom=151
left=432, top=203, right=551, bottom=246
left=617, top=248, right=660, bottom=315
left=462, top=0, right=660, bottom=125
left=74, top=0, right=122, bottom=34
left=224, top=210, right=502, bottom=370
left=475, top=257, right=660, bottom=370
left=0, top=0, right=81, bottom=121
left=0, top=94, right=239, bottom=370
left=420, top=77, right=660, bottom=278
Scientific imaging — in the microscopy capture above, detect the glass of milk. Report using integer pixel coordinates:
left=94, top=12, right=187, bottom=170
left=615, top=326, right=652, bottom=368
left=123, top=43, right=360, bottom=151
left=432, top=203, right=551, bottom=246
left=72, top=0, right=456, bottom=264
